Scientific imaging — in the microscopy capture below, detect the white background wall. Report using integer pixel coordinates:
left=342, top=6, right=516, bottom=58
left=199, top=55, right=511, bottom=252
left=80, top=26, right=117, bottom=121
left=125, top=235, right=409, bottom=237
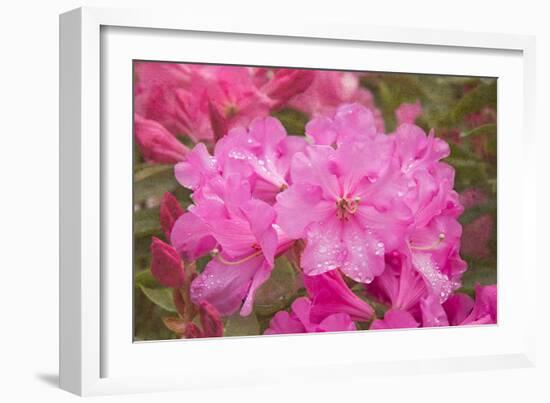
left=0, top=0, right=547, bottom=401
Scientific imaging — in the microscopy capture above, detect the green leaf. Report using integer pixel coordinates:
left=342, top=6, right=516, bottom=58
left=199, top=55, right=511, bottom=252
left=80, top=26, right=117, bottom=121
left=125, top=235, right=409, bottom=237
left=459, top=265, right=497, bottom=297
left=460, top=123, right=497, bottom=139
left=271, top=108, right=309, bottom=135
left=138, top=285, right=176, bottom=312
left=459, top=200, right=497, bottom=225
left=134, top=164, right=179, bottom=204
left=254, top=256, right=297, bottom=316
left=224, top=313, right=260, bottom=337
left=438, top=81, right=497, bottom=127
left=195, top=254, right=212, bottom=273
left=135, top=269, right=159, bottom=289
left=134, top=207, right=160, bottom=238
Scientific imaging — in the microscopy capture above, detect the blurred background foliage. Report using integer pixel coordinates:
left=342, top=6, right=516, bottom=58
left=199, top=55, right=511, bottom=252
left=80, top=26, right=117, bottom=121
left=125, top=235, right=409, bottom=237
left=134, top=71, right=497, bottom=341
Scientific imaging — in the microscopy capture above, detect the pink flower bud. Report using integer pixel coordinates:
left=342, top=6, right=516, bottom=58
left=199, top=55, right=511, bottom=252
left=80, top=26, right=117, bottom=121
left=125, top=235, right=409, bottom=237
left=184, top=322, right=203, bottom=339
left=150, top=237, right=185, bottom=288
left=207, top=100, right=229, bottom=141
left=395, top=101, right=423, bottom=125
left=199, top=301, right=223, bottom=337
left=159, top=192, right=184, bottom=240
left=263, top=69, right=315, bottom=106
left=134, top=114, right=189, bottom=164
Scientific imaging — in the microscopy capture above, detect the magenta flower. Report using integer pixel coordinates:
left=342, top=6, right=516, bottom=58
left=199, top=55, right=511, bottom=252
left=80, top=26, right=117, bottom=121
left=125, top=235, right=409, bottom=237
left=134, top=114, right=189, bottom=164
left=201, top=66, right=274, bottom=139
left=395, top=101, right=423, bottom=126
left=264, top=297, right=356, bottom=335
left=214, top=117, right=307, bottom=202
left=370, top=309, right=419, bottom=330
left=288, top=71, right=385, bottom=132
left=371, top=284, right=497, bottom=330
left=304, top=270, right=374, bottom=322
left=187, top=190, right=280, bottom=316
left=422, top=284, right=497, bottom=327
left=276, top=105, right=413, bottom=283
left=365, top=217, right=466, bottom=319
left=171, top=171, right=292, bottom=316
left=134, top=62, right=196, bottom=136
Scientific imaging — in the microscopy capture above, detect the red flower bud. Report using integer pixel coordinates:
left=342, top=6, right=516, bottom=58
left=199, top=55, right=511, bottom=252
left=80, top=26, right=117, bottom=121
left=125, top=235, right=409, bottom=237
left=199, top=301, right=224, bottom=337
left=262, top=69, right=315, bottom=106
left=159, top=192, right=184, bottom=240
left=134, top=114, right=189, bottom=164
left=184, top=323, right=203, bottom=339
left=207, top=100, right=229, bottom=141
left=150, top=237, right=185, bottom=288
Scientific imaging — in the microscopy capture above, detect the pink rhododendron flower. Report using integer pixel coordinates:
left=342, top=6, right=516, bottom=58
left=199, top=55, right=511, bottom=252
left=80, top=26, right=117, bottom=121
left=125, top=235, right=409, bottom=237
left=304, top=270, right=374, bottom=322
left=276, top=106, right=407, bottom=283
left=371, top=284, right=496, bottom=330
left=134, top=62, right=196, bottom=136
left=370, top=309, right=419, bottom=330
left=171, top=136, right=296, bottom=316
left=264, top=297, right=356, bottom=335
left=134, top=63, right=315, bottom=148
left=202, top=66, right=274, bottom=139
left=176, top=176, right=281, bottom=316
left=395, top=101, right=423, bottom=125
left=288, top=71, right=385, bottom=132
left=134, top=114, right=189, bottom=164
left=441, top=284, right=497, bottom=325
left=214, top=117, right=307, bottom=202
left=277, top=103, right=464, bottom=289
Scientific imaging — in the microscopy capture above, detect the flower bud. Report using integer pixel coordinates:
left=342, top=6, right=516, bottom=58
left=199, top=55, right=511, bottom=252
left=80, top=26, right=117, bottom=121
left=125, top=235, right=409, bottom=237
left=134, top=114, right=189, bottom=164
left=207, top=100, right=229, bottom=141
left=395, top=101, right=423, bottom=126
left=159, top=192, right=184, bottom=240
left=184, top=322, right=203, bottom=339
left=199, top=301, right=224, bottom=337
left=150, top=237, right=185, bottom=288
left=263, top=69, right=315, bottom=106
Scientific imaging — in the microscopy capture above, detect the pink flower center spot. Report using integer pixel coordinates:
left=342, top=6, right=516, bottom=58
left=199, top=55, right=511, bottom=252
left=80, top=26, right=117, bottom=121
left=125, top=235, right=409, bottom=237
left=335, top=197, right=360, bottom=221
left=224, top=103, right=239, bottom=118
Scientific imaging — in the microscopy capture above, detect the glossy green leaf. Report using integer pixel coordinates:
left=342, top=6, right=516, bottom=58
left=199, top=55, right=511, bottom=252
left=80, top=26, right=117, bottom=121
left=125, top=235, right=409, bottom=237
left=135, top=269, right=159, bottom=289
left=460, top=123, right=497, bottom=139
left=224, top=313, right=260, bottom=337
left=271, top=108, right=309, bottom=135
left=134, top=164, right=179, bottom=204
left=134, top=207, right=160, bottom=238
left=438, top=81, right=497, bottom=127
left=138, top=285, right=176, bottom=313
left=254, top=256, right=297, bottom=316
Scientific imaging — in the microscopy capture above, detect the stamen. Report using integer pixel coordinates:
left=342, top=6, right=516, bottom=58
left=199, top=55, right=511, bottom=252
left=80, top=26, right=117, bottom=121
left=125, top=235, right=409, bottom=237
left=336, top=197, right=360, bottom=220
left=214, top=249, right=263, bottom=266
left=410, top=233, right=446, bottom=251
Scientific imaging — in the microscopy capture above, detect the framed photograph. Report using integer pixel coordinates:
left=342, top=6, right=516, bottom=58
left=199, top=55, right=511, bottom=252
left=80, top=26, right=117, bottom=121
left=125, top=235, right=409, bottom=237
left=59, top=6, right=537, bottom=396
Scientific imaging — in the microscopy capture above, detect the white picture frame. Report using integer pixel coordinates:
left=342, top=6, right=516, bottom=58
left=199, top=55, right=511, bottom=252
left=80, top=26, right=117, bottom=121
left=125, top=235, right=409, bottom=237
left=59, top=6, right=537, bottom=396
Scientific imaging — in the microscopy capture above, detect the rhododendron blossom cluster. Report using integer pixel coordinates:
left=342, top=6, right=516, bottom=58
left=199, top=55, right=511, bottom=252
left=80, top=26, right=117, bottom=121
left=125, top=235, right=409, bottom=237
left=133, top=63, right=497, bottom=340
